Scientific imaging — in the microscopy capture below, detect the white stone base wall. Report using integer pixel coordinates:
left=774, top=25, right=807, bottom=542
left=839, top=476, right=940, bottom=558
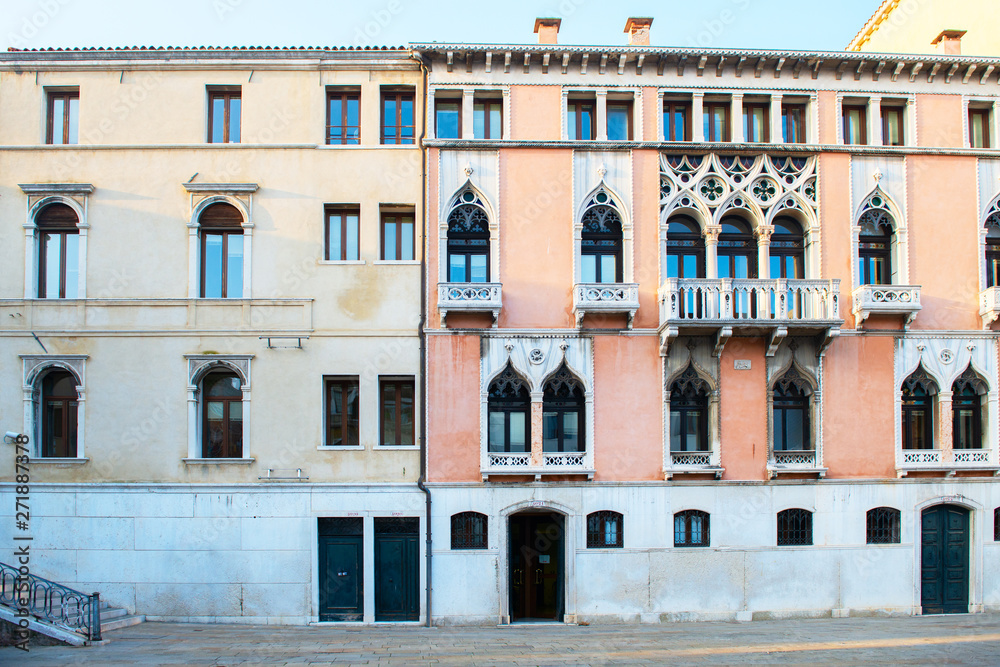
left=0, top=484, right=427, bottom=625
left=427, top=480, right=1000, bottom=625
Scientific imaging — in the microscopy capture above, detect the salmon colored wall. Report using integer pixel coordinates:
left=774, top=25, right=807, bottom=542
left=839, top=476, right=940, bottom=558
left=642, top=87, right=659, bottom=141
left=632, top=149, right=661, bottom=330
left=592, top=335, right=662, bottom=481
left=817, top=91, right=839, bottom=145
left=908, top=155, right=981, bottom=331
left=817, top=153, right=855, bottom=326
left=916, top=95, right=964, bottom=149
left=427, top=147, right=441, bottom=327
left=719, top=338, right=768, bottom=480
left=822, top=335, right=897, bottom=478
left=509, top=86, right=561, bottom=141
left=427, top=333, right=482, bottom=482
left=498, top=148, right=574, bottom=329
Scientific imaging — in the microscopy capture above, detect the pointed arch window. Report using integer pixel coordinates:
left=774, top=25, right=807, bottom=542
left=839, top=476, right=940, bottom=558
left=40, top=369, right=79, bottom=458
left=542, top=364, right=585, bottom=453
left=901, top=365, right=937, bottom=450
left=581, top=194, right=623, bottom=283
left=447, top=192, right=491, bottom=283
left=952, top=366, right=987, bottom=450
left=773, top=368, right=811, bottom=452
left=669, top=365, right=710, bottom=453
left=488, top=364, right=530, bottom=453
left=36, top=203, right=80, bottom=299
left=857, top=207, right=894, bottom=286
left=717, top=216, right=757, bottom=279
left=203, top=371, right=244, bottom=458
left=666, top=215, right=705, bottom=279
left=769, top=216, right=804, bottom=280
left=986, top=207, right=1000, bottom=288
left=199, top=203, right=244, bottom=298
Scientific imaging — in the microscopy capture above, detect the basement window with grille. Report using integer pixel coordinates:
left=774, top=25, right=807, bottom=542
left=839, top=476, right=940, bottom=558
left=674, top=510, right=710, bottom=547
left=866, top=507, right=901, bottom=544
left=586, top=511, right=623, bottom=548
left=451, top=512, right=488, bottom=550
left=777, top=508, right=813, bottom=546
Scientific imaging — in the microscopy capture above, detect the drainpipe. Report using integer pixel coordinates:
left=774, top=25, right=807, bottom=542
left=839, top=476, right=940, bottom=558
left=414, top=49, right=432, bottom=628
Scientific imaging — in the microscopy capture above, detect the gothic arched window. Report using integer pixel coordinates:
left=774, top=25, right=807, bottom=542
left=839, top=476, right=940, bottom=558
left=669, top=365, right=710, bottom=453
left=986, top=207, right=1000, bottom=288
left=488, top=364, right=529, bottom=453
left=581, top=198, right=623, bottom=284
left=901, top=365, right=937, bottom=450
left=773, top=368, right=812, bottom=452
left=447, top=194, right=491, bottom=283
left=666, top=215, right=705, bottom=279
left=542, top=364, right=585, bottom=453
left=858, top=207, right=894, bottom=286
left=952, top=366, right=987, bottom=450
left=770, top=216, right=804, bottom=280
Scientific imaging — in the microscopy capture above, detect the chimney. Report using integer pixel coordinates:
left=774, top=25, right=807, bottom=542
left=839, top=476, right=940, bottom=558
left=624, top=17, right=653, bottom=46
left=534, top=18, right=561, bottom=45
left=931, top=29, right=966, bottom=55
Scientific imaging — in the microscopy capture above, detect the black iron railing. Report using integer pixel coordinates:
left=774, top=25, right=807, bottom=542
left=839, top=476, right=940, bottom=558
left=0, top=561, right=101, bottom=641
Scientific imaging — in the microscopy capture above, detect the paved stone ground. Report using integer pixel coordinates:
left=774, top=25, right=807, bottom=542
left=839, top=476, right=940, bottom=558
left=3, top=614, right=1000, bottom=666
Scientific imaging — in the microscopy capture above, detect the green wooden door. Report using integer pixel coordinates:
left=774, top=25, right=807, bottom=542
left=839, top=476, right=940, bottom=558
left=318, top=518, right=363, bottom=621
left=374, top=518, right=419, bottom=621
left=921, top=505, right=970, bottom=614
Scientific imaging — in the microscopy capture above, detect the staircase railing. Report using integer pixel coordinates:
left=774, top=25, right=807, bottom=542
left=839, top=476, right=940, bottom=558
left=0, top=562, right=101, bottom=641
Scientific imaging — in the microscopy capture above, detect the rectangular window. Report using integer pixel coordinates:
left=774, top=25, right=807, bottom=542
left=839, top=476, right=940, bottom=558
left=326, top=88, right=360, bottom=145
left=743, top=103, right=769, bottom=142
left=46, top=90, right=79, bottom=145
left=970, top=107, right=991, bottom=148
left=39, top=231, right=79, bottom=299
left=208, top=89, right=241, bottom=143
left=842, top=104, right=867, bottom=145
left=380, top=209, right=415, bottom=261
left=380, top=377, right=414, bottom=446
left=663, top=100, right=690, bottom=141
left=325, top=205, right=360, bottom=261
left=381, top=88, right=415, bottom=144
left=325, top=377, right=360, bottom=447
left=882, top=105, right=905, bottom=146
left=473, top=96, right=502, bottom=139
left=435, top=98, right=462, bottom=139
left=782, top=104, right=806, bottom=143
left=703, top=102, right=730, bottom=142
left=606, top=101, right=633, bottom=141
left=567, top=99, right=596, bottom=140
left=201, top=231, right=243, bottom=298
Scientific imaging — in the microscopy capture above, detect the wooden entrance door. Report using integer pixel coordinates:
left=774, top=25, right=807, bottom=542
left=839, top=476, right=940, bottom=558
left=921, top=504, right=970, bottom=614
left=509, top=513, right=564, bottom=622
left=318, top=518, right=363, bottom=621
left=374, top=518, right=420, bottom=621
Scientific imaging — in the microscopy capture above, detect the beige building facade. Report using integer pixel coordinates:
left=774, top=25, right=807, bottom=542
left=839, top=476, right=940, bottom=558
left=849, top=0, right=1000, bottom=56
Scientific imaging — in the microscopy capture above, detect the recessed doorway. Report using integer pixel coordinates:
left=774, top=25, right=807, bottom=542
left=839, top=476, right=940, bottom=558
left=509, top=512, right=565, bottom=622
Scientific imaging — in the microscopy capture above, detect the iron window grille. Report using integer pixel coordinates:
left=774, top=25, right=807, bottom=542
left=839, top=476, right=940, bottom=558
left=318, top=517, right=363, bottom=536
left=374, top=517, right=418, bottom=535
left=451, top=512, right=488, bottom=549
left=777, top=508, right=813, bottom=546
left=586, top=511, right=623, bottom=548
left=866, top=507, right=901, bottom=544
left=995, top=507, right=999, bottom=542
left=674, top=510, right=710, bottom=547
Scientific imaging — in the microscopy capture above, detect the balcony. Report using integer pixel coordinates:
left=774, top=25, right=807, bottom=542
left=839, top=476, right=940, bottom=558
left=573, top=283, right=640, bottom=328
left=482, top=450, right=595, bottom=481
left=852, top=284, right=921, bottom=329
left=658, top=278, right=842, bottom=356
left=437, top=282, right=502, bottom=327
left=980, top=286, right=1000, bottom=329
left=767, top=450, right=827, bottom=478
left=663, top=450, right=724, bottom=480
left=897, top=448, right=999, bottom=477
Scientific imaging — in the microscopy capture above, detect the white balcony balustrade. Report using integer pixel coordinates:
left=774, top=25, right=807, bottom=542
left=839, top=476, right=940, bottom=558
left=437, top=282, right=502, bottom=327
left=767, top=449, right=827, bottom=478
left=573, top=282, right=640, bottom=328
left=897, top=447, right=998, bottom=475
left=851, top=284, right=921, bottom=328
left=980, top=286, right=1000, bottom=329
left=482, top=449, right=594, bottom=480
left=663, top=450, right=724, bottom=479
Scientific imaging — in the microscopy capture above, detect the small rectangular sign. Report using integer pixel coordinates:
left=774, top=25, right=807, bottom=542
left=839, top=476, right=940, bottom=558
left=538, top=555, right=551, bottom=564
left=734, top=360, right=752, bottom=370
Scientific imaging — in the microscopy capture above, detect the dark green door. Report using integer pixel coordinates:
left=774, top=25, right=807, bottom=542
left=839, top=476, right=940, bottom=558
left=374, top=518, right=419, bottom=621
left=318, top=518, right=363, bottom=621
left=921, top=504, right=970, bottom=614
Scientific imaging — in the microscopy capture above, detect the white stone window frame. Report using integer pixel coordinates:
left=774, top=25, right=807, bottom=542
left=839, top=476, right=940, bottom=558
left=980, top=192, right=1000, bottom=293
left=21, top=354, right=88, bottom=460
left=836, top=92, right=916, bottom=147
left=560, top=86, right=643, bottom=141
left=183, top=183, right=257, bottom=299
left=574, top=183, right=633, bottom=284
left=438, top=181, right=500, bottom=285
left=765, top=357, right=825, bottom=474
left=427, top=84, right=510, bottom=141
left=662, top=359, right=721, bottom=471
left=185, top=354, right=254, bottom=461
left=20, top=183, right=94, bottom=300
left=964, top=96, right=1000, bottom=149
left=850, top=184, right=910, bottom=289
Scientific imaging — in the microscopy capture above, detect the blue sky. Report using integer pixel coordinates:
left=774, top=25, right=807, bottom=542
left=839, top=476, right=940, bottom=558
left=3, top=0, right=882, bottom=52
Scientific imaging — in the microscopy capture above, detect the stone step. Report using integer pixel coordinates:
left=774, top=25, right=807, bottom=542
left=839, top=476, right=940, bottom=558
left=100, top=613, right=146, bottom=633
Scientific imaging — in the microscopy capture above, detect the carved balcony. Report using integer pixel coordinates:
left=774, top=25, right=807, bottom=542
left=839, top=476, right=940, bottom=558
left=573, top=282, right=640, bottom=329
left=437, top=282, right=502, bottom=327
left=482, top=450, right=595, bottom=481
left=896, top=447, right=999, bottom=477
left=980, top=286, right=1000, bottom=329
left=658, top=278, right=842, bottom=356
left=663, top=450, right=724, bottom=480
left=767, top=449, right=827, bottom=478
left=852, top=284, right=921, bottom=328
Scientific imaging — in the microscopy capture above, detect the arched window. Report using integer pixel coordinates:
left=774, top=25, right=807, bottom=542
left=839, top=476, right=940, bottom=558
left=777, top=508, right=812, bottom=546
left=669, top=365, right=710, bottom=453
left=773, top=368, right=811, bottom=452
left=447, top=195, right=490, bottom=283
left=666, top=215, right=705, bottom=279
left=488, top=364, right=529, bottom=453
left=586, top=511, right=623, bottom=548
left=542, top=364, right=585, bottom=453
left=451, top=512, right=488, bottom=549
left=36, top=203, right=80, bottom=299
left=581, top=198, right=623, bottom=284
left=866, top=507, right=901, bottom=544
left=202, top=371, right=244, bottom=458
left=901, top=365, right=937, bottom=450
left=858, top=208, right=893, bottom=285
left=717, top=216, right=757, bottom=279
left=40, top=370, right=79, bottom=458
left=769, top=216, right=804, bottom=279
left=674, top=509, right=709, bottom=547
left=199, top=203, right=244, bottom=298
left=986, top=210, right=1000, bottom=288
left=952, top=366, right=987, bottom=450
